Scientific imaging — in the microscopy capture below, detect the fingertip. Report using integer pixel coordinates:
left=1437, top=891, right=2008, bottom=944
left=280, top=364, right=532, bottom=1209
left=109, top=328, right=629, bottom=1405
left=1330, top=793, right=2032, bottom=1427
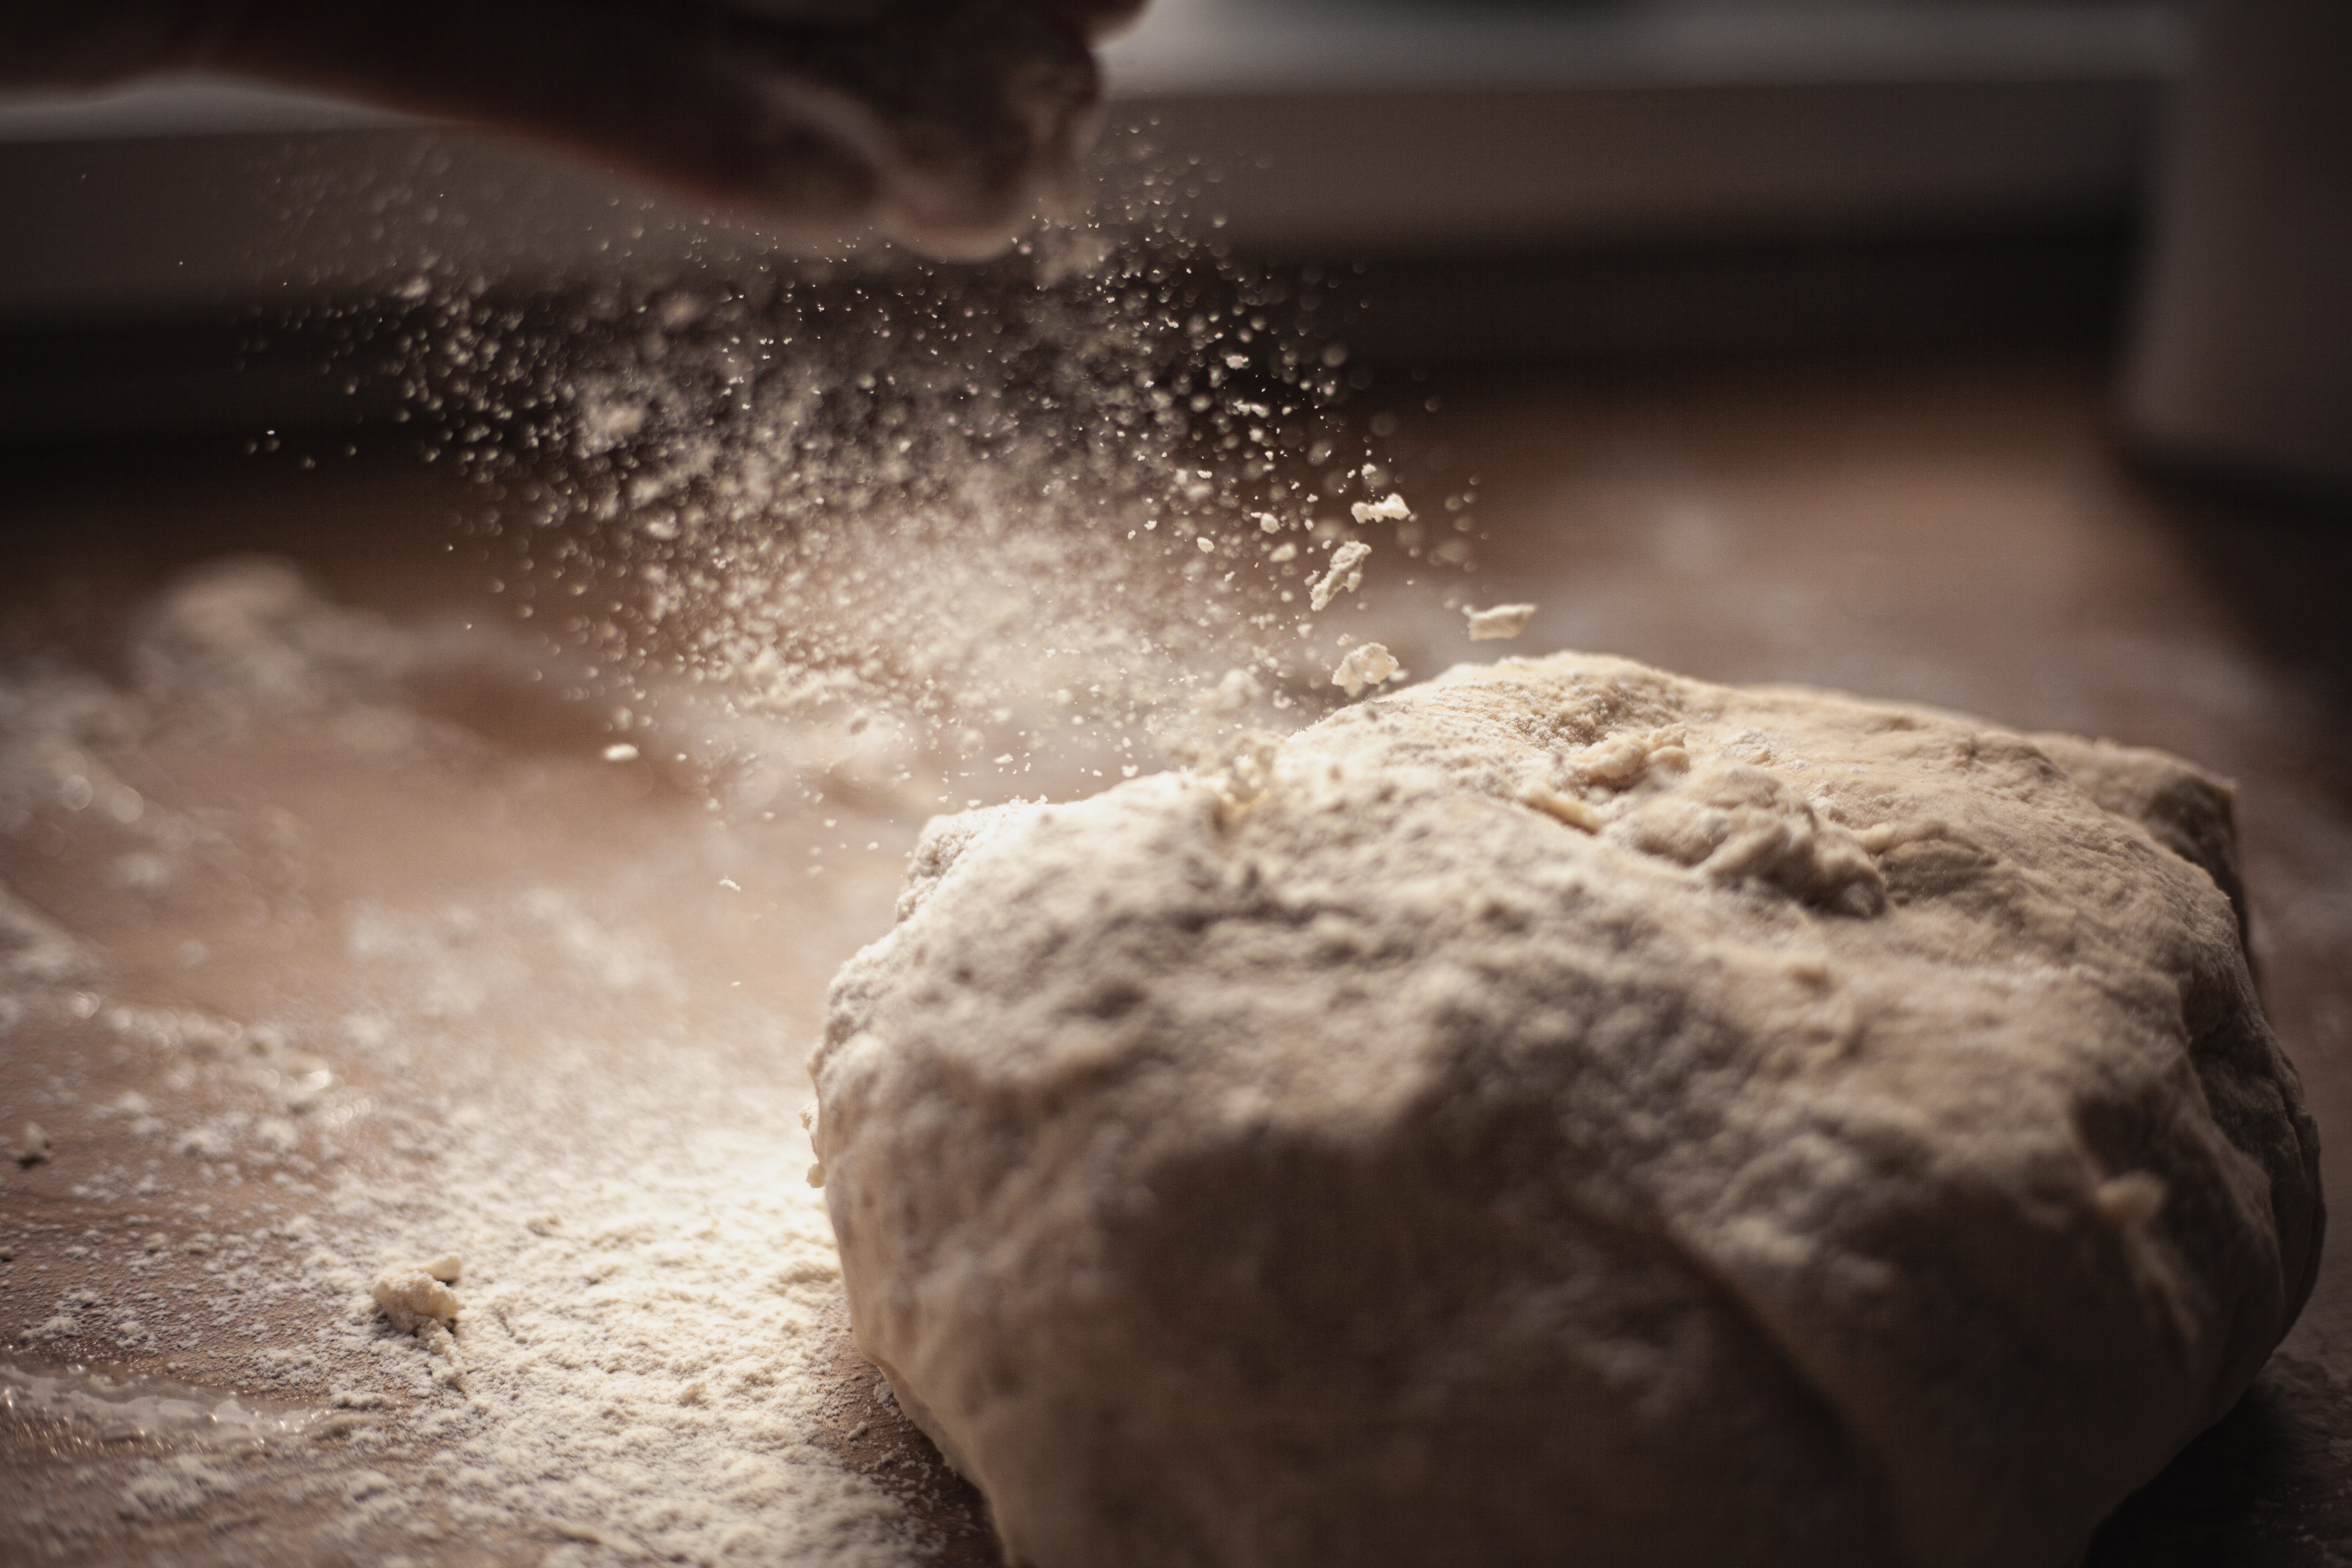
left=758, top=129, right=885, bottom=231
left=1027, top=0, right=1151, bottom=46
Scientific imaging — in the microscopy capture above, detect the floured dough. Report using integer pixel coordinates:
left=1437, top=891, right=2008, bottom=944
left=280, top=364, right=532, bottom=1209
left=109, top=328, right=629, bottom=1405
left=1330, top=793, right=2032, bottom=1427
left=811, top=652, right=2323, bottom=1568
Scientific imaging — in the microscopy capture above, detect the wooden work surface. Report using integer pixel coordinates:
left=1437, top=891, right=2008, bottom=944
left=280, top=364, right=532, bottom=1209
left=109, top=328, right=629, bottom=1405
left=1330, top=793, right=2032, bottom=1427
left=2, top=347, right=2348, bottom=1564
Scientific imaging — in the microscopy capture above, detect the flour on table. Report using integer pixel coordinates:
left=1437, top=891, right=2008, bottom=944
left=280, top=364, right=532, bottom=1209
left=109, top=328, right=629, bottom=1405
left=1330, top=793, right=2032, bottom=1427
left=306, top=1106, right=916, bottom=1565
left=0, top=561, right=939, bottom=1568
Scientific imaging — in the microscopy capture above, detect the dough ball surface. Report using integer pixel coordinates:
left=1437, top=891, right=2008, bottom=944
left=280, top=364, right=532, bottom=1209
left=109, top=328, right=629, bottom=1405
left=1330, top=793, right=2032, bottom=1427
left=811, top=652, right=2323, bottom=1568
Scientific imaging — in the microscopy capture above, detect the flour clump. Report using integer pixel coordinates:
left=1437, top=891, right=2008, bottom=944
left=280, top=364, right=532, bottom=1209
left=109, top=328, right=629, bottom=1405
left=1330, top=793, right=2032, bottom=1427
left=1308, top=541, right=1371, bottom=611
left=1464, top=601, right=1537, bottom=641
left=1330, top=642, right=1400, bottom=698
left=372, top=1262, right=461, bottom=1342
left=811, top=651, right=2323, bottom=1568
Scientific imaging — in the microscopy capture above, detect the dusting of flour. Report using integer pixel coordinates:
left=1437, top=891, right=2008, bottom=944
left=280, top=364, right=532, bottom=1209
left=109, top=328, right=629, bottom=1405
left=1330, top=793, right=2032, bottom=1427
left=313, top=1102, right=910, bottom=1563
left=0, top=561, right=972, bottom=1565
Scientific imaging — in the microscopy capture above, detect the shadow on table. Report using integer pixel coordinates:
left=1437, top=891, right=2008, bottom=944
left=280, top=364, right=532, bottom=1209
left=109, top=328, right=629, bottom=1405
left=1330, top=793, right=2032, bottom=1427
left=2088, top=1354, right=2352, bottom=1566
left=2145, top=462, right=2352, bottom=790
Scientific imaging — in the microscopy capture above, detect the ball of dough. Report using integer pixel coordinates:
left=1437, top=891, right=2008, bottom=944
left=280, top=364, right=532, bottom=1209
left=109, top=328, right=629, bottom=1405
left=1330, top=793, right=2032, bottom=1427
left=811, top=652, right=2323, bottom=1568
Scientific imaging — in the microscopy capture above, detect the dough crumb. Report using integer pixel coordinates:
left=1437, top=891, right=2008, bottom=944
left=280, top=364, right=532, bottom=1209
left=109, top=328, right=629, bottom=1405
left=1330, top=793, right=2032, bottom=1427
left=372, top=1264, right=462, bottom=1337
left=1522, top=785, right=1601, bottom=832
left=1331, top=643, right=1400, bottom=698
left=1309, top=542, right=1373, bottom=612
left=15, top=1121, right=50, bottom=1167
left=1464, top=603, right=1538, bottom=641
left=1213, top=731, right=1286, bottom=811
left=1350, top=493, right=1413, bottom=525
left=1572, top=727, right=1686, bottom=789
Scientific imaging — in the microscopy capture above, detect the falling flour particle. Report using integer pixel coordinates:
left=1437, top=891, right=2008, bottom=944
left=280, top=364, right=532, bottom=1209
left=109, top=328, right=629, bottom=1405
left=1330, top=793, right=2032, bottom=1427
left=15, top=1121, right=51, bottom=1166
left=603, top=743, right=641, bottom=762
left=1350, top=493, right=1413, bottom=526
left=1255, top=512, right=1284, bottom=535
left=1330, top=643, right=1400, bottom=698
left=1464, top=603, right=1538, bottom=641
left=1309, top=542, right=1372, bottom=612
left=1202, top=669, right=1265, bottom=714
left=1269, top=542, right=1299, bottom=563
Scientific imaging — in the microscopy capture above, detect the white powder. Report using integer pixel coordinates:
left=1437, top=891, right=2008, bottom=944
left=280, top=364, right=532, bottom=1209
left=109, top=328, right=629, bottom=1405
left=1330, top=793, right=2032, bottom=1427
left=0, top=566, right=963, bottom=1566
left=116, top=1454, right=248, bottom=1522
left=478, top=230, right=1471, bottom=789
left=1350, top=493, right=1413, bottom=525
left=1309, top=541, right=1372, bottom=613
left=0, top=881, right=90, bottom=985
left=304, top=1107, right=919, bottom=1564
left=1464, top=603, right=1537, bottom=641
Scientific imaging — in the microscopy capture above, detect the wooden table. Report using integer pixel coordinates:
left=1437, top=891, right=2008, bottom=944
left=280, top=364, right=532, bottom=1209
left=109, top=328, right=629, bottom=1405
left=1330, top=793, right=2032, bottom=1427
left=3, top=345, right=2346, bottom=1565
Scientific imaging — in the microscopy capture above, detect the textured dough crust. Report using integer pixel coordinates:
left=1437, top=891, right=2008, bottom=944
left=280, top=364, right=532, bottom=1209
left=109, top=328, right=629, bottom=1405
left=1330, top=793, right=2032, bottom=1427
left=812, top=652, right=2324, bottom=1568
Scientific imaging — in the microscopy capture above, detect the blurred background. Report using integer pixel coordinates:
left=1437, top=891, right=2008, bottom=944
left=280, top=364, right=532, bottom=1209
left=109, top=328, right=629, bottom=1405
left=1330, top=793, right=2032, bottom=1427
left=0, top=0, right=2330, bottom=479
left=3, top=0, right=2343, bottom=490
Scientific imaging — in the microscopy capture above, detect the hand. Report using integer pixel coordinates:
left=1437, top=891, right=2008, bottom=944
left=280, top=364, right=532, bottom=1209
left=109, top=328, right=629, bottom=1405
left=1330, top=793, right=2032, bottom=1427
left=1, top=0, right=1149, bottom=258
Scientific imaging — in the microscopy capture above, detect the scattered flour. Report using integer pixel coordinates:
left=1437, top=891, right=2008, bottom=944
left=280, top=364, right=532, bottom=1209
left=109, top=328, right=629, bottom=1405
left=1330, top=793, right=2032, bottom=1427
left=312, top=1111, right=918, bottom=1565
left=0, top=882, right=91, bottom=985
left=117, top=1454, right=247, bottom=1522
left=0, top=564, right=965, bottom=1567
left=1350, top=492, right=1413, bottom=525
